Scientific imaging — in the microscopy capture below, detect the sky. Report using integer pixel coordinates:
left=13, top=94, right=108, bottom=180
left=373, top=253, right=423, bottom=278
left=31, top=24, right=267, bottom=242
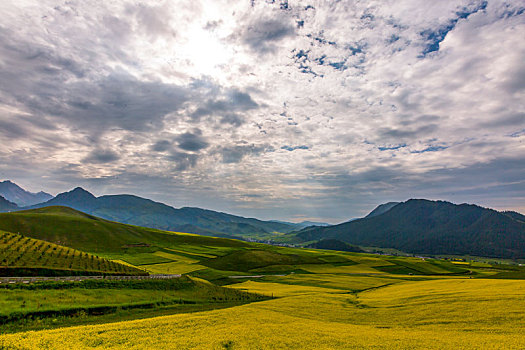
left=0, top=0, right=524, bottom=223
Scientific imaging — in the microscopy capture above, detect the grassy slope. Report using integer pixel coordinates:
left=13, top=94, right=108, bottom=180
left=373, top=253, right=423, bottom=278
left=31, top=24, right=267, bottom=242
left=1, top=207, right=525, bottom=347
left=0, top=230, right=144, bottom=276
left=0, top=206, right=249, bottom=253
left=1, top=206, right=521, bottom=281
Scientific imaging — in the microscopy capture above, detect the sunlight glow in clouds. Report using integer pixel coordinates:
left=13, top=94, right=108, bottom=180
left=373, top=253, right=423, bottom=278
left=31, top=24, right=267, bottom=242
left=0, top=0, right=524, bottom=222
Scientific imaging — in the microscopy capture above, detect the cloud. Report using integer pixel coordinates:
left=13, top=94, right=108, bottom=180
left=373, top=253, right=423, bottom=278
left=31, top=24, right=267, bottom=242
left=151, top=140, right=172, bottom=152
left=234, top=16, right=296, bottom=53
left=83, top=149, right=120, bottom=164
left=220, top=144, right=271, bottom=164
left=167, top=151, right=198, bottom=171
left=240, top=19, right=295, bottom=54
left=0, top=0, right=523, bottom=222
left=176, top=131, right=209, bottom=152
left=190, top=88, right=259, bottom=120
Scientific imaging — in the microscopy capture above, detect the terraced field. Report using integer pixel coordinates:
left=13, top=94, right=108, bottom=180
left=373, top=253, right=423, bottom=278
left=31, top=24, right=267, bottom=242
left=0, top=231, right=145, bottom=276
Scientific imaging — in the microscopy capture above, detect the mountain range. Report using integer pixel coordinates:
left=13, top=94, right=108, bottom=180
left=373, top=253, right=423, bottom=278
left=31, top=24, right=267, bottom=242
left=0, top=180, right=52, bottom=207
left=25, top=187, right=299, bottom=237
left=291, top=199, right=525, bottom=259
left=0, top=195, right=18, bottom=211
left=1, top=180, right=524, bottom=259
left=0, top=181, right=327, bottom=237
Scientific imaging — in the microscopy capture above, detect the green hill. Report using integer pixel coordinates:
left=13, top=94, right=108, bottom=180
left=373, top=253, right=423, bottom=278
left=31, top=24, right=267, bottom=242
left=3, top=205, right=519, bottom=283
left=0, top=206, right=249, bottom=254
left=292, top=199, right=525, bottom=259
left=306, top=239, right=364, bottom=253
left=0, top=230, right=145, bottom=276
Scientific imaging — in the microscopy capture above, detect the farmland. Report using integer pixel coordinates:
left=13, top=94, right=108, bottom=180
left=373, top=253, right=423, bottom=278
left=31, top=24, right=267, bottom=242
left=0, top=230, right=144, bottom=276
left=1, top=276, right=524, bottom=349
left=0, top=207, right=525, bottom=348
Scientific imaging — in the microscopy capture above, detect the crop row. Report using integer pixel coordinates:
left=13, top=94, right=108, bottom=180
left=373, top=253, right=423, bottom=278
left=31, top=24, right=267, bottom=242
left=0, top=231, right=142, bottom=275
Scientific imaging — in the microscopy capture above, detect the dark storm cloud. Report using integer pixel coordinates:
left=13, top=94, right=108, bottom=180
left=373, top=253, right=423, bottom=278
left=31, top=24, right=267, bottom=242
left=176, top=131, right=209, bottom=151
left=59, top=73, right=188, bottom=133
left=83, top=149, right=120, bottom=164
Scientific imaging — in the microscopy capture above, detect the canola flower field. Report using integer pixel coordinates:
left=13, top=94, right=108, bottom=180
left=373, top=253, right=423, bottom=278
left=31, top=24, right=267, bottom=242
left=1, top=274, right=524, bottom=349
left=1, top=208, right=524, bottom=349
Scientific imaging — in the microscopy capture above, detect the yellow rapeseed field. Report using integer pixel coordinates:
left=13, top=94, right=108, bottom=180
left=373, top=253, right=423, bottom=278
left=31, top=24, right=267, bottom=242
left=1, top=276, right=524, bottom=349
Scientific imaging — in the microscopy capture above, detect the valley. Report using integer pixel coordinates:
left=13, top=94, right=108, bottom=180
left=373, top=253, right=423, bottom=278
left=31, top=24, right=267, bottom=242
left=0, top=205, right=524, bottom=348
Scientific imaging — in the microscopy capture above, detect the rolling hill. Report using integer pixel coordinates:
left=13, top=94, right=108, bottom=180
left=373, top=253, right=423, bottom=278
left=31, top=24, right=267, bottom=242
left=0, top=206, right=482, bottom=280
left=0, top=206, right=249, bottom=253
left=306, top=239, right=364, bottom=253
left=27, top=187, right=296, bottom=236
left=292, top=199, right=525, bottom=259
left=0, top=180, right=52, bottom=207
left=0, top=229, right=145, bottom=276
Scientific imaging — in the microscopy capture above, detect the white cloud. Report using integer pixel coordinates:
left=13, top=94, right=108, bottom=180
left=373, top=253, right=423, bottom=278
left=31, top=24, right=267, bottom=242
left=0, top=0, right=523, bottom=221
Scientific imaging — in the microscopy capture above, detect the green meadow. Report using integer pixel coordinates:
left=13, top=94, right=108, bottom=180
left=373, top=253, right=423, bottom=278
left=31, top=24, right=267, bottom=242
left=0, top=207, right=524, bottom=348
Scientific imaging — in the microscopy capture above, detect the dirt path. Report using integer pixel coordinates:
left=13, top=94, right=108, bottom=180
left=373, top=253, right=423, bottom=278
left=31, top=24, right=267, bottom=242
left=0, top=274, right=181, bottom=284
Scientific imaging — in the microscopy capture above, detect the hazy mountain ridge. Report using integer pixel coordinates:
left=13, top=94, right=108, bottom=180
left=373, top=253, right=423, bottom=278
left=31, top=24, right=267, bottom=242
left=293, top=199, right=525, bottom=259
left=503, top=211, right=525, bottom=223
left=0, top=195, right=18, bottom=211
left=3, top=181, right=525, bottom=259
left=27, top=187, right=297, bottom=236
left=0, top=180, right=53, bottom=207
left=365, top=202, right=400, bottom=218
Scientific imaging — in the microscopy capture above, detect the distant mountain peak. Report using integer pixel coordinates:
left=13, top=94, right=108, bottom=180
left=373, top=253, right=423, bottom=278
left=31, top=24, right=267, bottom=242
left=34, top=186, right=97, bottom=212
left=0, top=194, right=18, bottom=211
left=295, top=198, right=525, bottom=259
left=60, top=187, right=96, bottom=199
left=0, top=180, right=53, bottom=207
left=72, top=186, right=90, bottom=193
left=365, top=201, right=400, bottom=218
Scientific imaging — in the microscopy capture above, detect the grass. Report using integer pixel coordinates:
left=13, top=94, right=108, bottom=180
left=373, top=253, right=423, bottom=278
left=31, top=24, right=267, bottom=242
left=1, top=277, right=524, bottom=349
left=0, top=231, right=144, bottom=276
left=0, top=206, right=249, bottom=254
left=0, top=276, right=267, bottom=334
left=2, top=206, right=525, bottom=348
